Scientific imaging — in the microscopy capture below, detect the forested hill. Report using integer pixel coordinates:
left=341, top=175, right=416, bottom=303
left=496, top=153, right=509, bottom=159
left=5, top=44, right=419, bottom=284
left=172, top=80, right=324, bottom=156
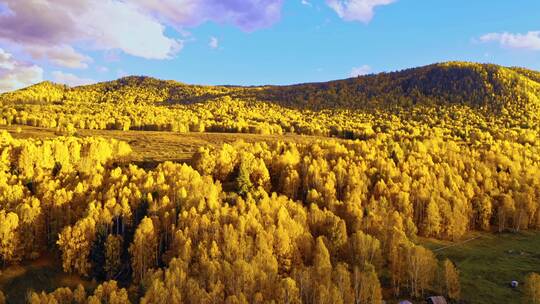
left=2, top=62, right=540, bottom=115
left=258, top=62, right=540, bottom=112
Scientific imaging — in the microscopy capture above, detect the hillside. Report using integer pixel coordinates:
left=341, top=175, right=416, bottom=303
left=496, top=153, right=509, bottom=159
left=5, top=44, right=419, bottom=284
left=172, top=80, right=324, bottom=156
left=3, top=62, right=540, bottom=115
left=0, top=62, right=538, bottom=145
left=257, top=62, right=540, bottom=113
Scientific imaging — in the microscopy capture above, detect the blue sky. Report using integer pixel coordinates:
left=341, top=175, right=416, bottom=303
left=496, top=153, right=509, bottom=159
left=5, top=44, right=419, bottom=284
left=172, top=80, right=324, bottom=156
left=0, top=0, right=539, bottom=91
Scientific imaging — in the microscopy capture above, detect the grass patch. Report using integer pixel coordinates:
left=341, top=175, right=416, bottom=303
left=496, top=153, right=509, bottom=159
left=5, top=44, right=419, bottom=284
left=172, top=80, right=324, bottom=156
left=2, top=125, right=333, bottom=165
left=422, top=231, right=540, bottom=304
left=0, top=254, right=96, bottom=304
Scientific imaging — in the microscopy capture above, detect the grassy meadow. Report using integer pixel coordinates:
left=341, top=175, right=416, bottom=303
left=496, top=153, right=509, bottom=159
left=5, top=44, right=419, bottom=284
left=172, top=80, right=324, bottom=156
left=0, top=254, right=96, bottom=304
left=423, top=232, right=540, bottom=304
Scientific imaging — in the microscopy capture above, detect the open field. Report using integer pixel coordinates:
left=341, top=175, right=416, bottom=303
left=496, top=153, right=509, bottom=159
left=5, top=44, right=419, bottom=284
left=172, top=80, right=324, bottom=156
left=423, top=231, right=540, bottom=304
left=0, top=254, right=96, bottom=304
left=1, top=125, right=332, bottom=166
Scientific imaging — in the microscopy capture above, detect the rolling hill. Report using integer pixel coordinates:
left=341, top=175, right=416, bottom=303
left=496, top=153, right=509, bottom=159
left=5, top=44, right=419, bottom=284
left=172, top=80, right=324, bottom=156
left=1, top=61, right=539, bottom=141
left=2, top=62, right=540, bottom=114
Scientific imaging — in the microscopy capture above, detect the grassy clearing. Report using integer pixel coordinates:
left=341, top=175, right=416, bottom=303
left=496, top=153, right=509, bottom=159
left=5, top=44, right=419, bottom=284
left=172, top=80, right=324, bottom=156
left=422, top=231, right=540, bottom=304
left=2, top=125, right=332, bottom=166
left=0, top=254, right=96, bottom=304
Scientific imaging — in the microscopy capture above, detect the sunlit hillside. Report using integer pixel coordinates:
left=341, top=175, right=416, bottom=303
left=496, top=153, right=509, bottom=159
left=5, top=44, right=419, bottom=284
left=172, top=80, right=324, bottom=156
left=0, top=62, right=539, bottom=304
left=1, top=62, right=539, bottom=139
left=4, top=62, right=540, bottom=114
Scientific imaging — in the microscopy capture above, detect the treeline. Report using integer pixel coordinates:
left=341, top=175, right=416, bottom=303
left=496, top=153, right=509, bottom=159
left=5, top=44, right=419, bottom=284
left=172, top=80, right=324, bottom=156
left=3, top=62, right=540, bottom=115
left=1, top=96, right=538, bottom=146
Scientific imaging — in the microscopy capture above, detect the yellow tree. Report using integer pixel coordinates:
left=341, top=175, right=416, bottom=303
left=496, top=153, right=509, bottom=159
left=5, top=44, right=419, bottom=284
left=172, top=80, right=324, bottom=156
left=423, top=200, right=441, bottom=237
left=333, top=263, right=353, bottom=304
left=105, top=235, right=123, bottom=279
left=0, top=211, right=19, bottom=266
left=406, top=245, right=437, bottom=297
left=73, top=284, right=86, bottom=304
left=16, top=198, right=43, bottom=259
left=277, top=278, right=301, bottom=304
left=525, top=273, right=540, bottom=304
left=57, top=217, right=96, bottom=276
left=313, top=237, right=332, bottom=303
left=349, top=230, right=382, bottom=270
left=442, top=259, right=460, bottom=301
left=87, top=280, right=131, bottom=304
left=353, top=263, right=383, bottom=304
left=130, top=217, right=158, bottom=282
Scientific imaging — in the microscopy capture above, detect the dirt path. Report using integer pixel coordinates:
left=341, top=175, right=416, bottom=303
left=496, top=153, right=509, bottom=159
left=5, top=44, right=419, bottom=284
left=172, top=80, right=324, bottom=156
left=433, top=235, right=482, bottom=252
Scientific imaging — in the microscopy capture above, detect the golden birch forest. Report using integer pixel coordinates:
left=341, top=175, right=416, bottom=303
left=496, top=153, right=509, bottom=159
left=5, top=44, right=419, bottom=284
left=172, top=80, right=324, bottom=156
left=0, top=62, right=539, bottom=304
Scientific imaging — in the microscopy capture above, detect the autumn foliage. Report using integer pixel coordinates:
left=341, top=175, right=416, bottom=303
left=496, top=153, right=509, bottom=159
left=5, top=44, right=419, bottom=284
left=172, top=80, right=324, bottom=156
left=1, top=62, right=539, bottom=303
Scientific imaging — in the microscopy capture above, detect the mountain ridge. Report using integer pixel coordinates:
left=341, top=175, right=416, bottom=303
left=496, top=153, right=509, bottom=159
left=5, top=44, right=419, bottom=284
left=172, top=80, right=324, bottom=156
left=2, top=62, right=540, bottom=115
left=8, top=61, right=540, bottom=90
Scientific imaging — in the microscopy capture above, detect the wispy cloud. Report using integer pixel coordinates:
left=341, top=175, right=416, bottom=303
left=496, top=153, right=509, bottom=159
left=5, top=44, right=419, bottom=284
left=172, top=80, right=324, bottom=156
left=209, top=37, right=219, bottom=49
left=51, top=71, right=95, bottom=87
left=350, top=65, right=372, bottom=77
left=27, top=45, right=92, bottom=69
left=479, top=31, right=540, bottom=51
left=0, top=48, right=43, bottom=93
left=117, top=69, right=129, bottom=78
left=133, top=0, right=284, bottom=32
left=326, top=0, right=396, bottom=23
left=96, top=66, right=109, bottom=73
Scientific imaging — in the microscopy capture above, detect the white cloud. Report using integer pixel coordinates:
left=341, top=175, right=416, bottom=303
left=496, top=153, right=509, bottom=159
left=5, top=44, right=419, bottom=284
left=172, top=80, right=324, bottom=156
left=326, top=0, right=395, bottom=23
left=209, top=37, right=219, bottom=49
left=103, top=50, right=121, bottom=62
left=479, top=31, right=540, bottom=51
left=350, top=65, right=371, bottom=77
left=27, top=45, right=92, bottom=69
left=133, top=0, right=284, bottom=32
left=301, top=0, right=313, bottom=6
left=0, top=0, right=286, bottom=71
left=51, top=71, right=95, bottom=87
left=0, top=0, right=181, bottom=67
left=0, top=48, right=43, bottom=93
left=96, top=66, right=109, bottom=73
left=80, top=1, right=182, bottom=59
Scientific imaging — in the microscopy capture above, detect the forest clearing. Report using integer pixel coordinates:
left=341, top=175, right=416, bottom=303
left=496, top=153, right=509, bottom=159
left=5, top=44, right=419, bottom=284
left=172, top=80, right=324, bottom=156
left=423, top=232, right=540, bottom=304
left=2, top=125, right=330, bottom=165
